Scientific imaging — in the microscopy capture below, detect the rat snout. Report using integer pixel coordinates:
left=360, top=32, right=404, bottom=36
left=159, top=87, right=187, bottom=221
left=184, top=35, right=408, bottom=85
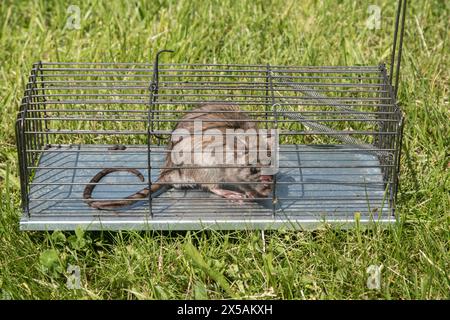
left=247, top=176, right=273, bottom=198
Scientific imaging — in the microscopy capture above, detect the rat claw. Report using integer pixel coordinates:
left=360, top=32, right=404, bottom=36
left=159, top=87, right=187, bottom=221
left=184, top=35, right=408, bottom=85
left=210, top=188, right=247, bottom=204
left=245, top=191, right=257, bottom=199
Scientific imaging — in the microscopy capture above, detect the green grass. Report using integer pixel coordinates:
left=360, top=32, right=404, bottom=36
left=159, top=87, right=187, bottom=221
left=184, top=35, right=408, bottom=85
left=0, top=0, right=449, bottom=299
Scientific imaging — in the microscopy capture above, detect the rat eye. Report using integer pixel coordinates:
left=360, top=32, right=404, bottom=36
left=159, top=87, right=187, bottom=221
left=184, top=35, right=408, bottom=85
left=250, top=167, right=259, bottom=175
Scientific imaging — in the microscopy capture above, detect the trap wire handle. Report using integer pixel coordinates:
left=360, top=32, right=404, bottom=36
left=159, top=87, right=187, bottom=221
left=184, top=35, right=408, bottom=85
left=151, top=49, right=175, bottom=94
left=390, top=0, right=407, bottom=99
left=148, top=49, right=175, bottom=143
left=147, top=49, right=174, bottom=217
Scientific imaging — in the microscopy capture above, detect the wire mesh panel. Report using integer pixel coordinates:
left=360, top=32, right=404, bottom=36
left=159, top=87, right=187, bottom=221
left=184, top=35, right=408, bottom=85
left=16, top=60, right=403, bottom=230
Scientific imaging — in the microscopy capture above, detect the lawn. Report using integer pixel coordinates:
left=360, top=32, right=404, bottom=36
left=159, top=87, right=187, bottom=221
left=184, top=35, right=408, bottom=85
left=0, top=0, right=448, bottom=299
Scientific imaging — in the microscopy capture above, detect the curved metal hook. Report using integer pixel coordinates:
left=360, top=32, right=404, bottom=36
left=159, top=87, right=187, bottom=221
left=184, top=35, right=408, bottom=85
left=152, top=49, right=175, bottom=87
left=149, top=49, right=175, bottom=142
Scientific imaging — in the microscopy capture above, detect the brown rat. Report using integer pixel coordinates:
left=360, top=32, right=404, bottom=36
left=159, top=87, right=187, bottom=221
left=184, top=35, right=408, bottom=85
left=83, top=104, right=274, bottom=210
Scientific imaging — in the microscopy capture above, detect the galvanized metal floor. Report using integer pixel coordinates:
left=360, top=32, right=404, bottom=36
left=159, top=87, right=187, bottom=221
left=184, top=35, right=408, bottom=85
left=21, top=144, right=393, bottom=230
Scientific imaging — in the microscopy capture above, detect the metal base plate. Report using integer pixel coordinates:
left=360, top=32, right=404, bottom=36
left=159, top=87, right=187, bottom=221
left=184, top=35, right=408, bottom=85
left=21, top=144, right=393, bottom=230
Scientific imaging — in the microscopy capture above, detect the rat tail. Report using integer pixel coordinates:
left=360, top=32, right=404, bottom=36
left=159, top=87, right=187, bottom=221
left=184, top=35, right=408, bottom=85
left=83, top=168, right=167, bottom=210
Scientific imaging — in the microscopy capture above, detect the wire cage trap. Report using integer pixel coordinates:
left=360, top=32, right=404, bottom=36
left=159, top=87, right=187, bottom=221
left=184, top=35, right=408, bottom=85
left=16, top=2, right=407, bottom=231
